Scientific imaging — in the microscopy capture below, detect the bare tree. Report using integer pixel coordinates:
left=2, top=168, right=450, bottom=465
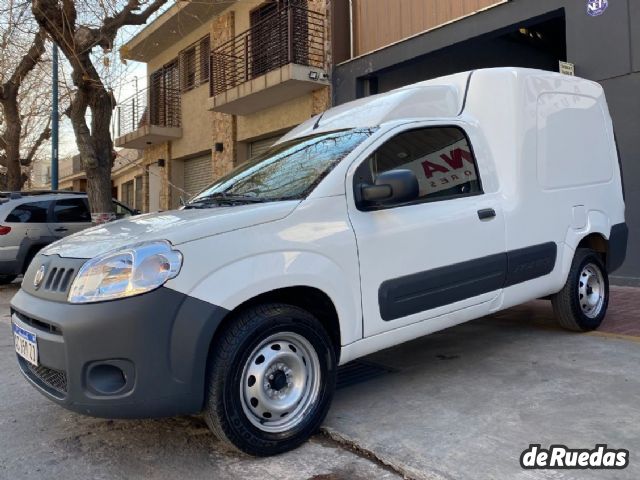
left=0, top=1, right=50, bottom=190
left=31, top=0, right=167, bottom=218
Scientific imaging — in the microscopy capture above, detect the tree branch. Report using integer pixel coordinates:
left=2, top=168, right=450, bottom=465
left=7, top=27, right=47, bottom=89
left=32, top=0, right=75, bottom=58
left=97, top=0, right=168, bottom=49
left=22, top=116, right=51, bottom=166
left=61, top=0, right=77, bottom=32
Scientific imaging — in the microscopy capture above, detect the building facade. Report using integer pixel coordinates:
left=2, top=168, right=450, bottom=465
left=58, top=149, right=145, bottom=212
left=117, top=0, right=332, bottom=211
left=332, top=0, right=640, bottom=285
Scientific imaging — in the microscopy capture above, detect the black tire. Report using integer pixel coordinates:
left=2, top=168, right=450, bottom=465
left=0, top=275, right=17, bottom=285
left=204, top=303, right=337, bottom=456
left=22, top=248, right=39, bottom=274
left=551, top=248, right=609, bottom=331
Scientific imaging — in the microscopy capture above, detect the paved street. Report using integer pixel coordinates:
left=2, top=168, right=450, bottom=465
left=1, top=282, right=639, bottom=480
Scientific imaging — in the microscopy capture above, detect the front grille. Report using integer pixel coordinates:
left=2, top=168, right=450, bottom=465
left=43, top=267, right=75, bottom=293
left=25, top=362, right=68, bottom=395
left=23, top=255, right=86, bottom=300
left=13, top=310, right=61, bottom=335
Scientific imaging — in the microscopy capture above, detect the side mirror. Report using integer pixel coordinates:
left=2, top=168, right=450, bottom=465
left=132, top=209, right=141, bottom=215
left=360, top=169, right=419, bottom=207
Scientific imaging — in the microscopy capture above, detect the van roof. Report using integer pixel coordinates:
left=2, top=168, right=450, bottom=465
left=279, top=67, right=602, bottom=142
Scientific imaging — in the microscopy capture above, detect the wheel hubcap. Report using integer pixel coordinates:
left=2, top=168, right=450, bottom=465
left=240, top=332, right=321, bottom=433
left=578, top=263, right=605, bottom=318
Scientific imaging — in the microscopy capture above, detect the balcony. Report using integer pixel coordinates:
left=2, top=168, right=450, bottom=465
left=209, top=6, right=328, bottom=115
left=121, top=0, right=234, bottom=63
left=115, top=85, right=182, bottom=149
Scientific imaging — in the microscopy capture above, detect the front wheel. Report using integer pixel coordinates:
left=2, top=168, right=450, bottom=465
left=551, top=248, right=609, bottom=331
left=204, top=304, right=337, bottom=456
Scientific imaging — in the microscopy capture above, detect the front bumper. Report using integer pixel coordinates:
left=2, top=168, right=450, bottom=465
left=10, top=286, right=228, bottom=418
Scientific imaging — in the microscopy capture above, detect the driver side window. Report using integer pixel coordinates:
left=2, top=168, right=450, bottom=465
left=358, top=126, right=483, bottom=203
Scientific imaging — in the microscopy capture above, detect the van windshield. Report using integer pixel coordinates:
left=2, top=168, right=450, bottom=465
left=187, top=129, right=375, bottom=207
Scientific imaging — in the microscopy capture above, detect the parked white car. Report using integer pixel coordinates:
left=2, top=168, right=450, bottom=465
left=0, top=191, right=136, bottom=284
left=11, top=68, right=627, bottom=456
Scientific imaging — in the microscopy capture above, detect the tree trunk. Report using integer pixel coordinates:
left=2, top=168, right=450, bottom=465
left=1, top=92, right=25, bottom=191
left=67, top=58, right=115, bottom=222
left=30, top=0, right=169, bottom=221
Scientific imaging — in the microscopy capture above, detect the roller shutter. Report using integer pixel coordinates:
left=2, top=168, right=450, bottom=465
left=249, top=135, right=280, bottom=160
left=184, top=154, right=213, bottom=197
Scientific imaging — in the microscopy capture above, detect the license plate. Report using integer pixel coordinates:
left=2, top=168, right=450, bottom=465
left=13, top=323, right=38, bottom=367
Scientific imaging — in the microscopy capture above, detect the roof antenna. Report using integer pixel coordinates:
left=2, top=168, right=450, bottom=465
left=312, top=111, right=325, bottom=130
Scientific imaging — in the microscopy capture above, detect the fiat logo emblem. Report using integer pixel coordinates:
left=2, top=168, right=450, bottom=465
left=33, top=265, right=46, bottom=289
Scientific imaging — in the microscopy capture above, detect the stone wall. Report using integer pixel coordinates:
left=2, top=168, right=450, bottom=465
left=312, top=87, right=330, bottom=115
left=311, top=0, right=331, bottom=115
left=211, top=11, right=237, bottom=179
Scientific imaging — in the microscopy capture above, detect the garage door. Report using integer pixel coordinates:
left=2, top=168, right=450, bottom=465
left=249, top=135, right=280, bottom=160
left=184, top=154, right=213, bottom=197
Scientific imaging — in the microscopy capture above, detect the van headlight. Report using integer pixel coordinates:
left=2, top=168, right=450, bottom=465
left=68, top=240, right=183, bottom=304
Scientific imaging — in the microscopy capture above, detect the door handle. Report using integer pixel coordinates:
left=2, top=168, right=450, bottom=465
left=54, top=227, right=68, bottom=232
left=477, top=208, right=496, bottom=220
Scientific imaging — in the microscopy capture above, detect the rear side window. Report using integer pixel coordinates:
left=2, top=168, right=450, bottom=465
left=357, top=126, right=482, bottom=203
left=53, top=199, right=90, bottom=223
left=5, top=201, right=50, bottom=223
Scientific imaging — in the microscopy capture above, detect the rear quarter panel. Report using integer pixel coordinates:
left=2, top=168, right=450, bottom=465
left=466, top=70, right=624, bottom=308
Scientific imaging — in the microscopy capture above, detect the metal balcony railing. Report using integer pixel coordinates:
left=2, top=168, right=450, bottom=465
left=210, top=6, right=325, bottom=96
left=116, top=83, right=181, bottom=138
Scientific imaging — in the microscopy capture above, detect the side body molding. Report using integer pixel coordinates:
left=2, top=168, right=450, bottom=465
left=379, top=242, right=557, bottom=321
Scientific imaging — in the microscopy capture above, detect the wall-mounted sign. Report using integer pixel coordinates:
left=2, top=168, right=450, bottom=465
left=587, top=0, right=608, bottom=17
left=559, top=61, right=575, bottom=76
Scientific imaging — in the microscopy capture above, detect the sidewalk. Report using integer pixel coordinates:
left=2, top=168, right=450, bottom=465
left=490, top=286, right=640, bottom=336
left=323, top=287, right=640, bottom=480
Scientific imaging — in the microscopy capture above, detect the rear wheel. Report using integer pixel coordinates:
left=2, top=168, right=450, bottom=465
left=204, top=303, right=337, bottom=456
left=552, top=248, right=609, bottom=331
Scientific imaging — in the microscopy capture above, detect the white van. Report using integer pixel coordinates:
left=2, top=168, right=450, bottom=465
left=11, top=68, right=627, bottom=456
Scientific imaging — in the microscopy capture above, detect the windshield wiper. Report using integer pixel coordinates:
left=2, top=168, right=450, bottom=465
left=185, top=193, right=269, bottom=208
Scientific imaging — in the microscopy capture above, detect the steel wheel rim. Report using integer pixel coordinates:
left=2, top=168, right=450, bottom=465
left=578, top=263, right=605, bottom=319
left=240, top=332, right=321, bottom=433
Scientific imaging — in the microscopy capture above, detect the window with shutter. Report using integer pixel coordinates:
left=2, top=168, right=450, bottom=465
left=177, top=36, right=211, bottom=92
left=181, top=47, right=197, bottom=91
left=200, top=36, right=210, bottom=85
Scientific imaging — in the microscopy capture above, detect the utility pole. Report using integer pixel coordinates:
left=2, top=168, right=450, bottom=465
left=51, top=43, right=59, bottom=190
